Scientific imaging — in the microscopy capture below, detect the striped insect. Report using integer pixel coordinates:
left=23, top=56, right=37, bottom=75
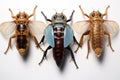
left=0, top=5, right=45, bottom=56
left=38, top=10, right=79, bottom=69
left=73, top=5, right=119, bottom=58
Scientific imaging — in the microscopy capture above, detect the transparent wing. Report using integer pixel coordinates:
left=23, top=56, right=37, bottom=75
left=103, top=20, right=119, bottom=37
left=0, top=21, right=16, bottom=37
left=29, top=21, right=46, bottom=34
left=72, top=20, right=90, bottom=34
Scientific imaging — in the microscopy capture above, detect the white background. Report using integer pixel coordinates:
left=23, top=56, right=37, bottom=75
left=0, top=0, right=120, bottom=80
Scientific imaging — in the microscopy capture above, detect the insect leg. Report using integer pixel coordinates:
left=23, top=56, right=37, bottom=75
left=39, top=46, right=52, bottom=65
left=104, top=31, right=114, bottom=52
left=86, top=34, right=91, bottom=59
left=102, top=5, right=110, bottom=17
left=79, top=5, right=89, bottom=18
left=39, top=35, right=45, bottom=44
left=80, top=30, right=90, bottom=46
left=67, top=46, right=79, bottom=69
left=41, top=11, right=52, bottom=22
left=74, top=30, right=90, bottom=53
left=28, top=5, right=37, bottom=18
left=37, top=35, right=45, bottom=48
left=4, top=34, right=16, bottom=54
left=66, top=10, right=75, bottom=22
left=73, top=36, right=79, bottom=45
left=30, top=32, right=44, bottom=52
left=9, top=8, right=16, bottom=19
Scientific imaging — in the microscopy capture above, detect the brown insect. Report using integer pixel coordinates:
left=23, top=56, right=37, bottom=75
left=0, top=5, right=45, bottom=56
left=73, top=5, right=119, bottom=58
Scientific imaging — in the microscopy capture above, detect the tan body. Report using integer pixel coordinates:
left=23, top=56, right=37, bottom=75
left=75, top=5, right=114, bottom=58
left=4, top=6, right=44, bottom=56
left=91, top=21, right=105, bottom=57
left=15, top=23, right=30, bottom=55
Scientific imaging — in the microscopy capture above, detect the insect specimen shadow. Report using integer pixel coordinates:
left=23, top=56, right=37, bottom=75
left=97, top=50, right=105, bottom=63
left=22, top=47, right=30, bottom=61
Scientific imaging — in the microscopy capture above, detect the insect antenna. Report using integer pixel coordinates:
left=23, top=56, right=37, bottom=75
left=53, top=8, right=57, bottom=14
left=61, top=9, right=66, bottom=13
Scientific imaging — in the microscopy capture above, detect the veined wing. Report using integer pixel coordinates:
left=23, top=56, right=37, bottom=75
left=0, top=21, right=16, bottom=38
left=103, top=20, right=119, bottom=37
left=29, top=21, right=46, bottom=34
left=72, top=20, right=90, bottom=34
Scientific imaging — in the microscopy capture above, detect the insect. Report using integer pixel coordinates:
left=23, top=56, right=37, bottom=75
left=38, top=10, right=79, bottom=69
left=73, top=5, right=119, bottom=58
left=0, top=5, right=45, bottom=56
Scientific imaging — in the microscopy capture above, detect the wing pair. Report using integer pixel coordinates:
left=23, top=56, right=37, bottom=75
left=0, top=21, right=46, bottom=38
left=73, top=20, right=119, bottom=37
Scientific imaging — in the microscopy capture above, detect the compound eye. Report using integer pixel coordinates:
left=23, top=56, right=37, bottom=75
left=17, top=15, right=20, bottom=18
left=99, top=13, right=101, bottom=17
left=62, top=15, right=64, bottom=19
left=92, top=13, right=95, bottom=17
left=54, top=15, right=57, bottom=19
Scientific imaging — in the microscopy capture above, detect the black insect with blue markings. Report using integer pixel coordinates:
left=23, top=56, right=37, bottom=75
left=38, top=10, right=79, bottom=69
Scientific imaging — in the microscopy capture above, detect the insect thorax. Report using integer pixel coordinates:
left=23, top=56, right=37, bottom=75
left=53, top=24, right=64, bottom=39
left=17, top=23, right=27, bottom=31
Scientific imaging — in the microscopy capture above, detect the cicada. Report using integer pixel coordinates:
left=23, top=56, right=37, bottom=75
left=0, top=5, right=45, bottom=56
left=73, top=5, right=119, bottom=58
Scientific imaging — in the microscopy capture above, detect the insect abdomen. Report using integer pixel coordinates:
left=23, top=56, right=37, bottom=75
left=16, top=23, right=29, bottom=56
left=92, top=22, right=104, bottom=57
left=53, top=27, right=64, bottom=67
left=17, top=35, right=28, bottom=55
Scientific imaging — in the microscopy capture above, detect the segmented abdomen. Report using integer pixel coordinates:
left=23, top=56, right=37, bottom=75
left=17, top=35, right=27, bottom=49
left=16, top=23, right=29, bottom=55
left=53, top=27, right=64, bottom=67
left=91, top=22, right=104, bottom=56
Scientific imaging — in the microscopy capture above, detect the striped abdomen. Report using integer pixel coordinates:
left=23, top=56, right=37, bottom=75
left=16, top=23, right=29, bottom=56
left=91, top=21, right=104, bottom=57
left=53, top=27, right=64, bottom=67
